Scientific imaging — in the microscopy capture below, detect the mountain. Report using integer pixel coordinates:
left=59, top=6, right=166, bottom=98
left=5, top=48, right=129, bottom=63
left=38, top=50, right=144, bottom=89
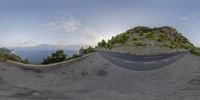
left=0, top=47, right=11, bottom=53
left=98, top=26, right=196, bottom=55
left=0, top=47, right=28, bottom=63
left=12, top=44, right=90, bottom=51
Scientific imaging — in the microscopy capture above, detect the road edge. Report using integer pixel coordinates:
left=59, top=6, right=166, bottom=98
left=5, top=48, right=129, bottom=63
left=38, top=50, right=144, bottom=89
left=6, top=53, right=95, bottom=70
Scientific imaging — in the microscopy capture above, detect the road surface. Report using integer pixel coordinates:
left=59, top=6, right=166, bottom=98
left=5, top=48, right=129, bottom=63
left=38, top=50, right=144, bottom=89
left=99, top=51, right=188, bottom=71
left=0, top=52, right=199, bottom=100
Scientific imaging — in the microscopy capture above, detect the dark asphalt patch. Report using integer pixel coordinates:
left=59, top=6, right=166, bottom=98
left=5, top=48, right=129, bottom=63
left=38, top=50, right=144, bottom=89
left=96, top=69, right=108, bottom=77
left=81, top=71, right=89, bottom=77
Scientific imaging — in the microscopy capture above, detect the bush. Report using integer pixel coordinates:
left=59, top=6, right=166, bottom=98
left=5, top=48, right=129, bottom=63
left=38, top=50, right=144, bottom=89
left=158, top=34, right=166, bottom=40
left=132, top=37, right=138, bottom=41
left=109, top=32, right=129, bottom=45
left=133, top=41, right=146, bottom=46
left=98, top=39, right=106, bottom=48
left=190, top=47, right=200, bottom=56
left=181, top=43, right=193, bottom=50
left=105, top=43, right=113, bottom=50
left=157, top=38, right=162, bottom=42
left=155, top=34, right=165, bottom=42
left=145, top=32, right=154, bottom=39
left=79, top=46, right=96, bottom=56
left=86, top=46, right=96, bottom=53
left=41, top=50, right=67, bottom=64
left=139, top=32, right=144, bottom=36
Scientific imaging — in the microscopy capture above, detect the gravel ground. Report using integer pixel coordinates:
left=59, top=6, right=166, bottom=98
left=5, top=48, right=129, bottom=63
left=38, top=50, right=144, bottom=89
left=0, top=53, right=199, bottom=100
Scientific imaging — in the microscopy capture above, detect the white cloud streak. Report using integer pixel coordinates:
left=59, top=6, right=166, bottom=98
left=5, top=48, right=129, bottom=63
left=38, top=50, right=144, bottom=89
left=44, top=17, right=101, bottom=45
left=179, top=17, right=188, bottom=21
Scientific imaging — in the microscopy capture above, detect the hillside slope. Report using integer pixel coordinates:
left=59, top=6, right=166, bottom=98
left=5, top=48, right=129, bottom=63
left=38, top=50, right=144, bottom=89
left=0, top=48, right=29, bottom=63
left=98, top=26, right=196, bottom=55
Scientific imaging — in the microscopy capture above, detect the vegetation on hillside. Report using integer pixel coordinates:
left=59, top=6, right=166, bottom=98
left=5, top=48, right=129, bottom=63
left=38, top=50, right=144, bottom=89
left=41, top=46, right=96, bottom=64
left=41, top=50, right=67, bottom=64
left=79, top=46, right=96, bottom=56
left=0, top=48, right=29, bottom=64
left=190, top=47, right=200, bottom=56
left=97, top=26, right=200, bottom=56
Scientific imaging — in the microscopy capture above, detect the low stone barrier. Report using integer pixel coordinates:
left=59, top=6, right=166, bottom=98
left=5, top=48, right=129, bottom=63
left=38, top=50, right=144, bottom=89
left=6, top=53, right=95, bottom=70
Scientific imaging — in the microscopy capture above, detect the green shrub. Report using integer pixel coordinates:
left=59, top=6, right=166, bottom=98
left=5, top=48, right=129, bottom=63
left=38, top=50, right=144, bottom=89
left=156, top=34, right=168, bottom=42
left=145, top=32, right=153, bottom=39
left=170, top=40, right=180, bottom=48
left=105, top=43, right=113, bottom=50
left=41, top=50, right=67, bottom=64
left=133, top=41, right=146, bottom=46
left=139, top=32, right=144, bottom=36
left=107, top=32, right=130, bottom=45
left=170, top=45, right=174, bottom=49
left=190, top=47, right=200, bottom=56
left=158, top=34, right=166, bottom=40
left=157, top=38, right=162, bottom=42
left=132, top=37, right=138, bottom=41
left=97, top=39, right=106, bottom=48
left=181, top=43, right=193, bottom=50
left=79, top=46, right=96, bottom=56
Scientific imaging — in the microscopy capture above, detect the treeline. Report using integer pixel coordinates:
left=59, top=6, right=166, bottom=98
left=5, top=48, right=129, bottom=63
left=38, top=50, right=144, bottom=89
left=190, top=47, right=200, bottom=56
left=41, top=46, right=96, bottom=64
left=97, top=32, right=130, bottom=49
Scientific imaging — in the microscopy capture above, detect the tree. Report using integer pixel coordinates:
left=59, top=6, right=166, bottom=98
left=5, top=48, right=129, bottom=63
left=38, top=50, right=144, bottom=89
left=41, top=50, right=67, bottom=64
left=97, top=39, right=106, bottom=48
left=79, top=46, right=96, bottom=56
left=86, top=46, right=96, bottom=53
left=101, top=39, right=106, bottom=47
left=79, top=47, right=87, bottom=56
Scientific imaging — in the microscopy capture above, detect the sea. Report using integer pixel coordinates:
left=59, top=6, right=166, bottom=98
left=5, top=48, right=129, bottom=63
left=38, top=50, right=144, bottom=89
left=12, top=50, right=79, bottom=64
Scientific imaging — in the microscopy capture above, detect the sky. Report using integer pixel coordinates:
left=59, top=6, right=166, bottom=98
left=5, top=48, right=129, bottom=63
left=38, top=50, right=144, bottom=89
left=0, top=0, right=200, bottom=48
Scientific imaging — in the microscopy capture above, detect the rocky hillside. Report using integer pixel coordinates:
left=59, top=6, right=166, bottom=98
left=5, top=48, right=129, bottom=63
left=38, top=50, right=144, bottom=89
left=97, top=26, right=198, bottom=55
left=0, top=48, right=29, bottom=63
left=0, top=47, right=11, bottom=54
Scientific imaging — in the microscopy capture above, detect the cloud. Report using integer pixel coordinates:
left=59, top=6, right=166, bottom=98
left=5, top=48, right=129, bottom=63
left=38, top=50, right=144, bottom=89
left=45, top=17, right=80, bottom=34
left=44, top=17, right=101, bottom=45
left=179, top=17, right=188, bottom=21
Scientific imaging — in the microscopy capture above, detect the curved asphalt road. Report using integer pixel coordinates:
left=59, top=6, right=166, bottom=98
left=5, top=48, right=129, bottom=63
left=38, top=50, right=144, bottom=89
left=99, top=51, right=188, bottom=71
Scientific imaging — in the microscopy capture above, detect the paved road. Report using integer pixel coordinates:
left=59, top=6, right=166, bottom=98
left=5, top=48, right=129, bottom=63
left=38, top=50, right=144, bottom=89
left=0, top=52, right=199, bottom=100
left=99, top=51, right=188, bottom=71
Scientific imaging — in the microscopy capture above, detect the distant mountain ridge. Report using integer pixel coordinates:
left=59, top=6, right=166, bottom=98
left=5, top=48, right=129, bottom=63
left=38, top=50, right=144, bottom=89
left=0, top=47, right=11, bottom=53
left=12, top=44, right=89, bottom=51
